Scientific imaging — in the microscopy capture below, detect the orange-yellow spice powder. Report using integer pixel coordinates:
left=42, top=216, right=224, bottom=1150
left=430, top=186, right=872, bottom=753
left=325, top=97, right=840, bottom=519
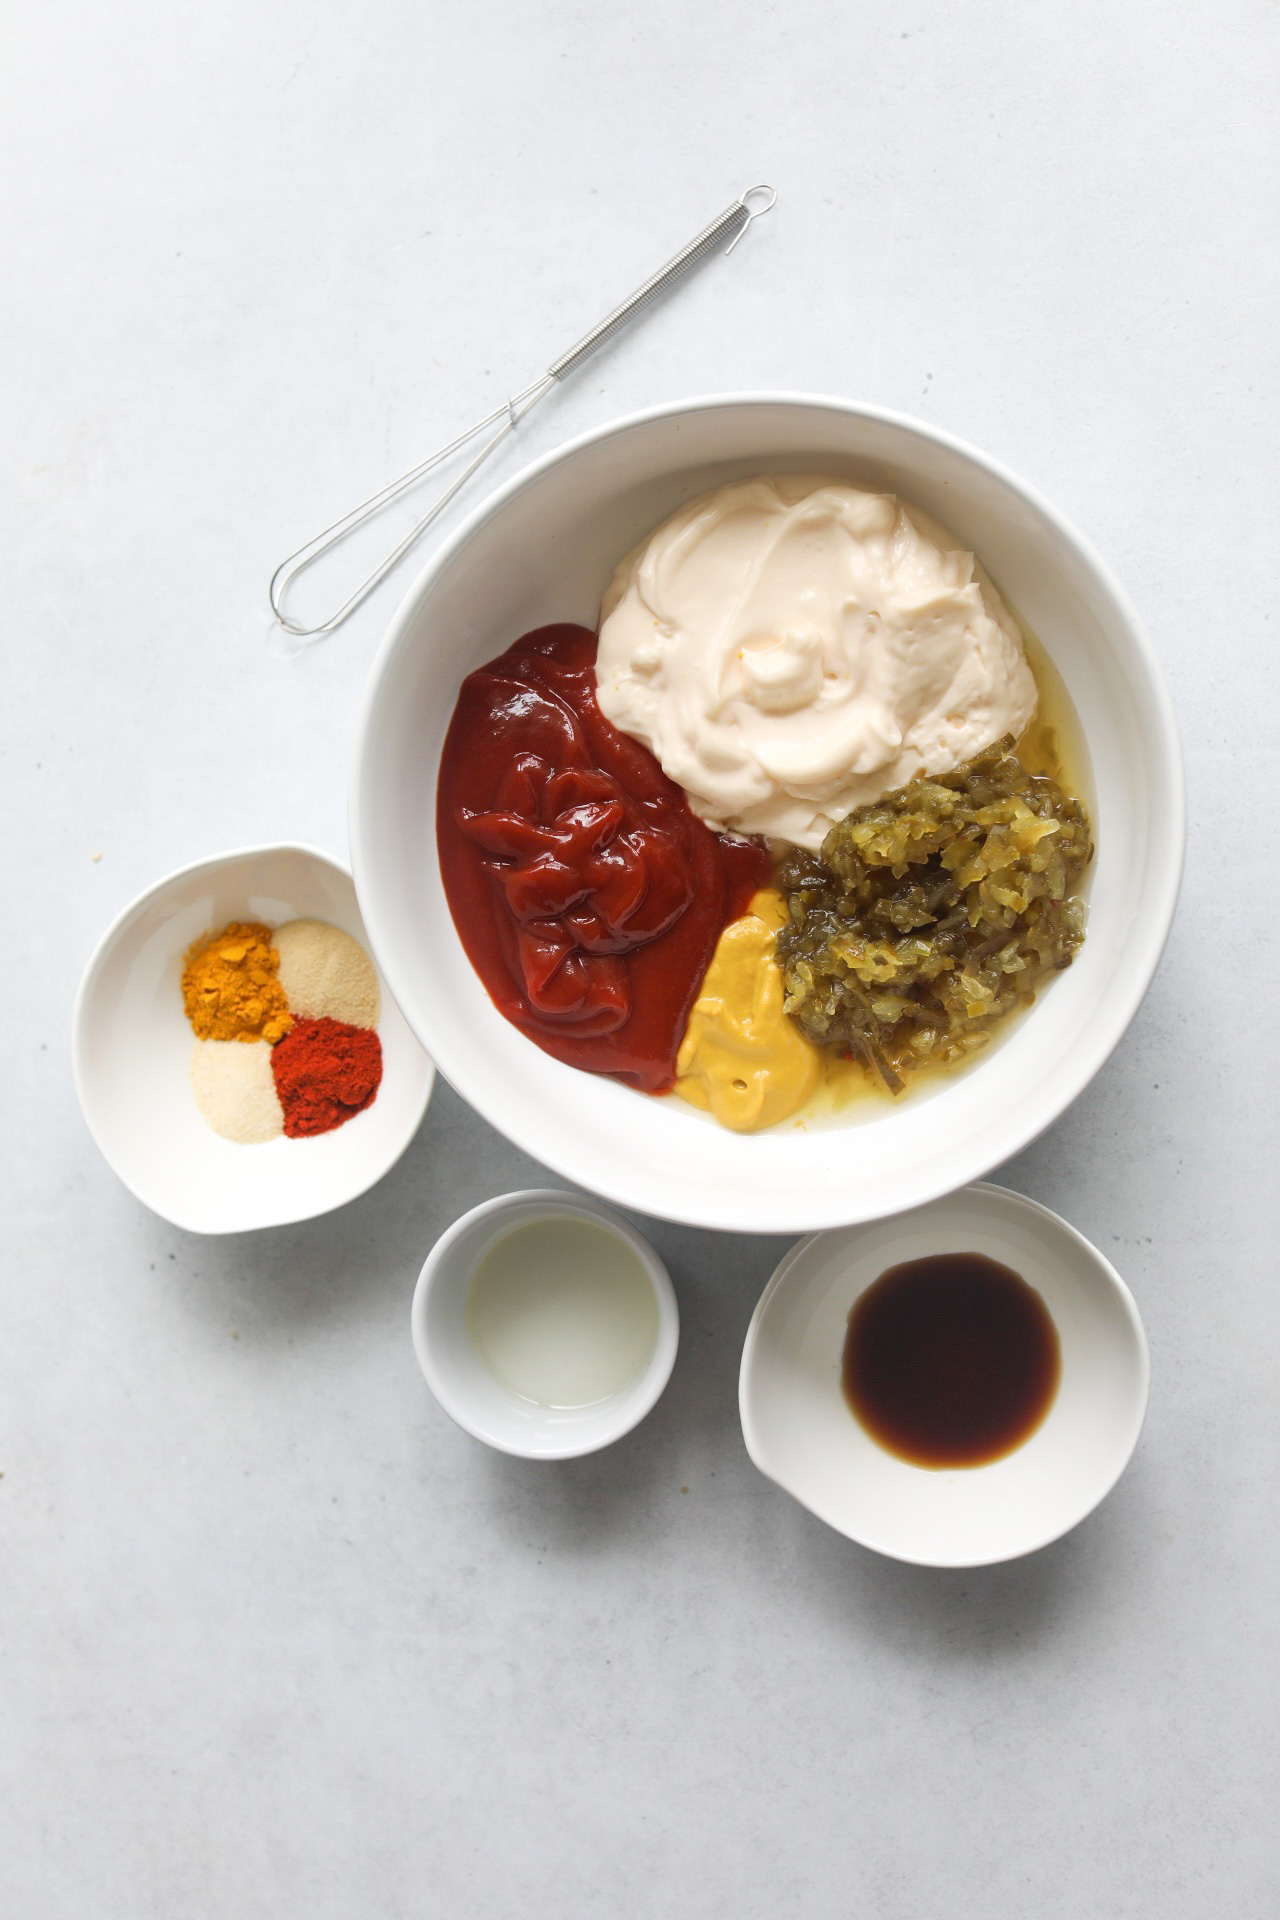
left=181, top=921, right=293, bottom=1043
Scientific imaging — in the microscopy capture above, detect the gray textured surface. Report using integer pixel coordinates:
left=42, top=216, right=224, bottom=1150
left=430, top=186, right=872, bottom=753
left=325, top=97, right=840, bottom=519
left=4, top=3, right=1277, bottom=1914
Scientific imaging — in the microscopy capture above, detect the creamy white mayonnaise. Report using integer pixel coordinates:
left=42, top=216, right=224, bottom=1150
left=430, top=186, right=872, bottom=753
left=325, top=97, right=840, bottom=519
left=595, top=476, right=1038, bottom=850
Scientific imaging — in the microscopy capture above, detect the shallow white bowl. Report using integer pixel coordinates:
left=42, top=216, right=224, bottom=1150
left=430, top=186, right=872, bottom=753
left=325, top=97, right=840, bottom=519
left=739, top=1182, right=1149, bottom=1566
left=411, top=1188, right=679, bottom=1458
left=351, top=393, right=1184, bottom=1234
left=73, top=844, right=435, bottom=1234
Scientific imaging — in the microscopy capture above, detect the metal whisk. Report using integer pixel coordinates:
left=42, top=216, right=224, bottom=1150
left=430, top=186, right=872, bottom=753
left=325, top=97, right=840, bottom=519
left=268, top=184, right=777, bottom=638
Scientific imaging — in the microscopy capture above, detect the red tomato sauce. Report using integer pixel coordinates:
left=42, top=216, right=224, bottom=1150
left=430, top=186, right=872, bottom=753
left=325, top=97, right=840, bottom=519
left=437, top=624, right=769, bottom=1092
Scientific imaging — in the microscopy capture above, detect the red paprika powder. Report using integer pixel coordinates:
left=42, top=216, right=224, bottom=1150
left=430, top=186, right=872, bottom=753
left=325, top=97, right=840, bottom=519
left=270, top=1016, right=383, bottom=1138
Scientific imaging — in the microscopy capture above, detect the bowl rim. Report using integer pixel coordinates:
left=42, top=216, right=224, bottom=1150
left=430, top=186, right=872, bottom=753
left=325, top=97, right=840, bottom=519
left=72, top=839, right=436, bottom=1235
left=409, top=1185, right=680, bottom=1458
left=737, top=1179, right=1152, bottom=1566
left=350, top=389, right=1186, bottom=1232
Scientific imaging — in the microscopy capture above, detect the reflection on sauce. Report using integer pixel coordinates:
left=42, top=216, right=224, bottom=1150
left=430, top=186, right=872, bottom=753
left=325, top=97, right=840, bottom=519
left=437, top=624, right=769, bottom=1092
left=842, top=1253, right=1061, bottom=1468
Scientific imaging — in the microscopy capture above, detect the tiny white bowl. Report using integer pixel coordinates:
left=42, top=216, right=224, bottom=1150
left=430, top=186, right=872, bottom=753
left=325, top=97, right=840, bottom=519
left=739, top=1182, right=1149, bottom=1566
left=73, top=843, right=435, bottom=1234
left=411, top=1188, right=679, bottom=1458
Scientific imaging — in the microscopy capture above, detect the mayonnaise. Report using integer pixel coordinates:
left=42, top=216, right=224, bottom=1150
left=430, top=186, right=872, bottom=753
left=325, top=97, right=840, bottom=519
left=596, top=477, right=1038, bottom=851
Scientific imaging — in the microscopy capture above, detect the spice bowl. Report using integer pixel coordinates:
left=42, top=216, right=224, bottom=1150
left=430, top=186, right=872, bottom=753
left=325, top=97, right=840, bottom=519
left=411, top=1189, right=679, bottom=1458
left=739, top=1182, right=1149, bottom=1567
left=73, top=844, right=435, bottom=1234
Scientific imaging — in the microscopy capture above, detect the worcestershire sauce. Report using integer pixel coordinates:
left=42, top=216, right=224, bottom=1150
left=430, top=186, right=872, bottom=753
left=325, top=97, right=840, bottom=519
left=842, top=1253, right=1061, bottom=1468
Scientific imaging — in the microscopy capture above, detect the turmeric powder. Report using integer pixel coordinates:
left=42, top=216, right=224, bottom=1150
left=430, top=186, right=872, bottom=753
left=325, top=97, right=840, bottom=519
left=181, top=921, right=293, bottom=1043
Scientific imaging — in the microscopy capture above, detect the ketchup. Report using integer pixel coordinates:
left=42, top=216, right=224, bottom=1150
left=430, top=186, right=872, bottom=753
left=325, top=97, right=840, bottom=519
left=437, top=624, right=769, bottom=1092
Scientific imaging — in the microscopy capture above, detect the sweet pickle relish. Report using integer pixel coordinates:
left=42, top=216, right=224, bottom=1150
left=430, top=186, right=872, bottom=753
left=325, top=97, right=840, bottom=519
left=775, top=738, right=1093, bottom=1094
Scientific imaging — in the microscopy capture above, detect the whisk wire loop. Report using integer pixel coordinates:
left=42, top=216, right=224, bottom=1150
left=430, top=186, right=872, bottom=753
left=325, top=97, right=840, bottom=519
left=269, top=185, right=776, bottom=639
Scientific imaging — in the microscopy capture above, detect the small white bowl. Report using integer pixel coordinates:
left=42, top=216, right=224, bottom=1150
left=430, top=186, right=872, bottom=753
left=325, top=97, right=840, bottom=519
left=351, top=392, right=1185, bottom=1234
left=73, top=843, right=435, bottom=1234
left=411, top=1188, right=679, bottom=1458
left=739, top=1182, right=1149, bottom=1566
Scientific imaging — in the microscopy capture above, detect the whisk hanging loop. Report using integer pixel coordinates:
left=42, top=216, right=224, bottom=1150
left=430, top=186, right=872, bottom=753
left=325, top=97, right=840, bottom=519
left=268, top=184, right=776, bottom=639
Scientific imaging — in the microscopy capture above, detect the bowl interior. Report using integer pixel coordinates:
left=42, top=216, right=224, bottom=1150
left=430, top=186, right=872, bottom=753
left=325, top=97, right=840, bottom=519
left=739, top=1182, right=1149, bottom=1565
left=352, top=395, right=1183, bottom=1233
left=74, top=845, right=435, bottom=1234
left=411, top=1189, right=679, bottom=1458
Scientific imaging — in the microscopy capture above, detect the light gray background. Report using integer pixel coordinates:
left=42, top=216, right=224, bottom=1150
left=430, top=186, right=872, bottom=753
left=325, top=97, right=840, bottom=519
left=4, top=3, right=1276, bottom=1914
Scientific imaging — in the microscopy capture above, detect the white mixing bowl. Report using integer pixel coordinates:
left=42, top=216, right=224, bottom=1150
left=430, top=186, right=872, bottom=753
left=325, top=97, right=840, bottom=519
left=350, top=394, right=1184, bottom=1234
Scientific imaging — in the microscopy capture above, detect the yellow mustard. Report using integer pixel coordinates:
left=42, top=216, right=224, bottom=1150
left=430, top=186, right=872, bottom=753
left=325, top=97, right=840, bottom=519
left=673, top=890, right=821, bottom=1132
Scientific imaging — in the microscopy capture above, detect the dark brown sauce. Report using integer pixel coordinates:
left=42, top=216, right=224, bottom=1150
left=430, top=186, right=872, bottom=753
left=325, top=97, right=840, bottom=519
left=842, top=1253, right=1061, bottom=1468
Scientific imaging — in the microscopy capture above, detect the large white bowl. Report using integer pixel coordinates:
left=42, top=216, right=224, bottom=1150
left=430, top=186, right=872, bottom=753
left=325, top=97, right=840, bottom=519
left=73, top=844, right=435, bottom=1234
left=351, top=394, right=1184, bottom=1234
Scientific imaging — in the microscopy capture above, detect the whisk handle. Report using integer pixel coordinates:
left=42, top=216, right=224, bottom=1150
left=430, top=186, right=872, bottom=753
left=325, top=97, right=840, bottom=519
left=546, top=185, right=776, bottom=382
left=267, top=184, right=775, bottom=637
